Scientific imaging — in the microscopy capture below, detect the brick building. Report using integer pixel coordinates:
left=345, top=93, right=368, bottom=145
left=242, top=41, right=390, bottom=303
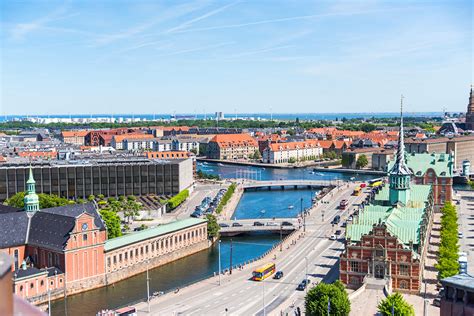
left=61, top=130, right=89, bottom=146
left=388, top=152, right=453, bottom=206
left=340, top=105, right=434, bottom=294
left=0, top=169, right=208, bottom=305
left=207, top=134, right=258, bottom=160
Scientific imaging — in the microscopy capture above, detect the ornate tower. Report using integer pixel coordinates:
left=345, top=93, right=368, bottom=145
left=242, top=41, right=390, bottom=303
left=466, top=85, right=474, bottom=130
left=24, top=167, right=39, bottom=214
left=389, top=96, right=412, bottom=206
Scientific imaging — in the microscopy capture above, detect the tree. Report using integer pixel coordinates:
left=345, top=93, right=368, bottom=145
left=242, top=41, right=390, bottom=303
left=435, top=202, right=460, bottom=279
left=99, top=209, right=122, bottom=239
left=5, top=192, right=73, bottom=209
left=206, top=214, right=220, bottom=238
left=88, top=194, right=95, bottom=202
left=356, top=154, right=368, bottom=169
left=251, top=150, right=261, bottom=160
left=288, top=157, right=297, bottom=164
left=377, top=293, right=414, bottom=316
left=190, top=148, right=198, bottom=155
left=305, top=280, right=350, bottom=316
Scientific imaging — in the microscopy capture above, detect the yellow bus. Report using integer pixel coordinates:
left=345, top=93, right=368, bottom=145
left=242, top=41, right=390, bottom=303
left=368, top=178, right=383, bottom=187
left=353, top=186, right=361, bottom=196
left=252, top=263, right=276, bottom=281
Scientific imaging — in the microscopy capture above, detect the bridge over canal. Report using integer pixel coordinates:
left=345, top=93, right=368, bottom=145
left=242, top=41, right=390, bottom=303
left=218, top=218, right=299, bottom=236
left=242, top=179, right=342, bottom=191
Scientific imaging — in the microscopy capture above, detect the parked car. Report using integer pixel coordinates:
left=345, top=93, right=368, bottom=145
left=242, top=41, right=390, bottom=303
left=329, top=234, right=337, bottom=240
left=232, top=222, right=243, bottom=227
left=266, top=222, right=278, bottom=226
left=332, top=215, right=341, bottom=225
left=341, top=222, right=347, bottom=228
left=458, top=232, right=464, bottom=238
left=335, top=230, right=342, bottom=236
left=281, top=221, right=293, bottom=226
left=297, top=279, right=311, bottom=291
left=253, top=221, right=264, bottom=226
left=219, top=223, right=229, bottom=228
left=274, top=271, right=284, bottom=279
left=347, top=216, right=353, bottom=222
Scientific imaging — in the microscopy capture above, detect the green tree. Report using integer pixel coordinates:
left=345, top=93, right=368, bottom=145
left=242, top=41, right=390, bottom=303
left=377, top=293, right=414, bottom=316
left=167, top=189, right=189, bottom=209
left=190, top=148, right=198, bottom=155
left=88, top=194, right=95, bottom=202
left=435, top=202, right=460, bottom=279
left=288, top=157, right=297, bottom=163
left=99, top=209, right=122, bottom=239
left=5, top=192, right=73, bottom=209
left=251, top=150, right=262, bottom=160
left=305, top=280, right=350, bottom=316
left=216, top=183, right=236, bottom=214
left=206, top=214, right=220, bottom=238
left=355, top=154, right=368, bottom=169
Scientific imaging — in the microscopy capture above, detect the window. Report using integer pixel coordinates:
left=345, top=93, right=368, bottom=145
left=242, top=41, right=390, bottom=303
left=146, top=245, right=149, bottom=253
left=113, top=256, right=117, bottom=264
left=141, top=247, right=144, bottom=255
left=135, top=249, right=138, bottom=256
left=125, top=252, right=128, bottom=260
left=399, top=264, right=409, bottom=276
left=20, top=285, right=23, bottom=292
left=400, top=280, right=408, bottom=289
left=41, top=280, right=44, bottom=286
left=107, top=258, right=111, bottom=267
left=375, top=247, right=384, bottom=258
left=30, top=283, right=34, bottom=289
left=119, top=254, right=122, bottom=262
left=350, top=261, right=360, bottom=272
left=83, top=234, right=88, bottom=241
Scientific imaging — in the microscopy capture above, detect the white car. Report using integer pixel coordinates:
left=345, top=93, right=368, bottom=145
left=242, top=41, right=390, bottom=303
left=266, top=222, right=278, bottom=226
left=458, top=232, right=464, bottom=238
left=329, top=234, right=337, bottom=240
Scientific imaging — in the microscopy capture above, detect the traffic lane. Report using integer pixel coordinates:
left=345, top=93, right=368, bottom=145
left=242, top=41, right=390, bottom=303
left=144, top=185, right=357, bottom=314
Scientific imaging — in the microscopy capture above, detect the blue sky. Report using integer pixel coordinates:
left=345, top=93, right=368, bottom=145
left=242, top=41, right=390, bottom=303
left=1, top=0, right=472, bottom=115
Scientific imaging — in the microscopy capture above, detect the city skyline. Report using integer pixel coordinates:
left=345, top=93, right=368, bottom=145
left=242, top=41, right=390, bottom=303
left=1, top=0, right=472, bottom=115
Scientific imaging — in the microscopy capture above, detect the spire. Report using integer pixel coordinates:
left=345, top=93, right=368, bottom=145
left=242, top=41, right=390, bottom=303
left=468, top=84, right=474, bottom=113
left=390, top=95, right=411, bottom=176
left=24, top=166, right=39, bottom=214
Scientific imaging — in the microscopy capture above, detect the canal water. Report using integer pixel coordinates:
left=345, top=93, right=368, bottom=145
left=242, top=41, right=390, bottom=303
left=54, top=163, right=375, bottom=315
left=51, top=235, right=280, bottom=316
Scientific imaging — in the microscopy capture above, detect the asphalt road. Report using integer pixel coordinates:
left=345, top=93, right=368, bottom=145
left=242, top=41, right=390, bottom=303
left=135, top=182, right=367, bottom=315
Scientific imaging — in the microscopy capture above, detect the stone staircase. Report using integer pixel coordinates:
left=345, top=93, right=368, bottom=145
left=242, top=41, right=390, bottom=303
left=365, top=277, right=389, bottom=290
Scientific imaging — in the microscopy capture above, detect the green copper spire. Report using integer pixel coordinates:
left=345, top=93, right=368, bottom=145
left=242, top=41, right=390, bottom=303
left=24, top=166, right=39, bottom=214
left=389, top=96, right=412, bottom=206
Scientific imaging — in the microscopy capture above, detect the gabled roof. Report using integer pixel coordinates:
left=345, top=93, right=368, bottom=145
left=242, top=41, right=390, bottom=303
left=268, top=140, right=321, bottom=151
left=61, top=130, right=89, bottom=138
left=0, top=212, right=29, bottom=248
left=29, top=212, right=76, bottom=251
left=210, top=134, right=257, bottom=148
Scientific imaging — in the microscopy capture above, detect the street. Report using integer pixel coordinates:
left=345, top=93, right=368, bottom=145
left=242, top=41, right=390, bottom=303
left=457, top=190, right=474, bottom=275
left=134, top=182, right=366, bottom=315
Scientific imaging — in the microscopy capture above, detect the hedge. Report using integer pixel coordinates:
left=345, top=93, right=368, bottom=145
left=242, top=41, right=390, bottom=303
left=216, top=183, right=236, bottom=214
left=167, top=189, right=189, bottom=209
left=435, top=202, right=460, bottom=279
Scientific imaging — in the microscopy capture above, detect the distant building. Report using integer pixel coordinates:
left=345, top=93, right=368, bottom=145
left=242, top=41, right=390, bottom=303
left=262, top=140, right=322, bottom=164
left=111, top=133, right=154, bottom=150
left=61, top=130, right=88, bottom=146
left=0, top=158, right=194, bottom=201
left=215, top=112, right=224, bottom=120
left=388, top=152, right=453, bottom=206
left=207, top=134, right=258, bottom=160
left=404, top=135, right=474, bottom=172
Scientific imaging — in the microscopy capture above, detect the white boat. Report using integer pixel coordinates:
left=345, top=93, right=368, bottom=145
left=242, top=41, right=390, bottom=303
left=350, top=177, right=356, bottom=181
left=288, top=205, right=294, bottom=209
left=314, top=172, right=324, bottom=176
left=218, top=163, right=224, bottom=166
left=260, top=209, right=266, bottom=214
left=309, top=171, right=315, bottom=174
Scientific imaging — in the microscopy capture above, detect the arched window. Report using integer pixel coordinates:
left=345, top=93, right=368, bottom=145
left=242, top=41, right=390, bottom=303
left=400, top=280, right=409, bottom=289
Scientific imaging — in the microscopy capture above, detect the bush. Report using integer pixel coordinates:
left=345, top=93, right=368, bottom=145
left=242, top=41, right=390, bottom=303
left=88, top=195, right=95, bottom=202
left=127, top=195, right=136, bottom=201
left=216, top=183, right=236, bottom=214
left=108, top=197, right=117, bottom=203
left=288, top=157, right=297, bottom=163
left=435, top=202, right=460, bottom=279
left=98, top=201, right=108, bottom=206
left=97, top=194, right=105, bottom=200
left=5, top=192, right=74, bottom=209
left=305, top=280, right=350, bottom=316
left=167, top=189, right=190, bottom=209
left=377, top=293, right=414, bottom=316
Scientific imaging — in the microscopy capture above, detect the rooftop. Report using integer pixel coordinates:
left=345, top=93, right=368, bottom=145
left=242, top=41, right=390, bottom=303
left=387, top=152, right=453, bottom=178
left=104, top=218, right=206, bottom=251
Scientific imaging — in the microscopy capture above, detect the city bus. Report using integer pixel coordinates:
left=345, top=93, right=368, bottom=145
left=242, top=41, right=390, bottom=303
left=252, top=263, right=276, bottom=281
left=352, top=186, right=361, bottom=196
left=368, top=178, right=384, bottom=187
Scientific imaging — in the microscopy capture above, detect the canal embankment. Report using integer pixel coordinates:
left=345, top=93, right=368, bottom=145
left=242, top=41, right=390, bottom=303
left=197, top=158, right=385, bottom=175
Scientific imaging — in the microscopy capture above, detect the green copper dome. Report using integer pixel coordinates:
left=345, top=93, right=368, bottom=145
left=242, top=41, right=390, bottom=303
left=24, top=167, right=39, bottom=213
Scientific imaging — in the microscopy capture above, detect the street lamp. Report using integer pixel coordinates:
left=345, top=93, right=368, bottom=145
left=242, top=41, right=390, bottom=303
left=218, top=240, right=222, bottom=285
left=305, top=256, right=309, bottom=294
left=146, top=261, right=150, bottom=314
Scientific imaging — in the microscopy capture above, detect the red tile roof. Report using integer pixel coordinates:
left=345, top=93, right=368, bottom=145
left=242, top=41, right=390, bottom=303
left=210, top=134, right=258, bottom=148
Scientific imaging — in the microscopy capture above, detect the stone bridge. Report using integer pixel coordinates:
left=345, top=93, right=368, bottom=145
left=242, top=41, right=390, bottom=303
left=218, top=218, right=299, bottom=236
left=242, top=179, right=342, bottom=191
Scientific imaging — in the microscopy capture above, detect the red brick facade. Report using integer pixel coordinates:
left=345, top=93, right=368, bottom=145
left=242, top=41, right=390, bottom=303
left=413, top=167, right=452, bottom=206
left=340, top=223, right=424, bottom=294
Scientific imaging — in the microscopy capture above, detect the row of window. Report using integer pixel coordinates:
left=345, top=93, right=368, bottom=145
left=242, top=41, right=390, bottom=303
left=347, top=261, right=410, bottom=276
left=107, top=227, right=206, bottom=270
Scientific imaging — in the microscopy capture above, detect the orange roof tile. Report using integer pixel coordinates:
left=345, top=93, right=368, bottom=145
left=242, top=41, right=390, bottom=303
left=62, top=130, right=89, bottom=137
left=113, top=133, right=154, bottom=143
left=210, top=134, right=258, bottom=148
left=268, top=140, right=321, bottom=151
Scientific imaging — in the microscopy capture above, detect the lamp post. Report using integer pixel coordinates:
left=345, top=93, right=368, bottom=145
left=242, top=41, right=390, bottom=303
left=305, top=256, right=309, bottom=294
left=218, top=240, right=222, bottom=285
left=280, top=224, right=283, bottom=251
left=146, top=261, right=150, bottom=314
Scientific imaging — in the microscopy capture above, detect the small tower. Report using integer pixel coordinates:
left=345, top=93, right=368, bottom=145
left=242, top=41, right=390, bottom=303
left=24, top=167, right=39, bottom=214
left=389, top=96, right=412, bottom=206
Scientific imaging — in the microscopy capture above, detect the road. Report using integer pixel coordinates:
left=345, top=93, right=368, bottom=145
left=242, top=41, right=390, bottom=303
left=134, top=182, right=367, bottom=315
left=456, top=190, right=474, bottom=275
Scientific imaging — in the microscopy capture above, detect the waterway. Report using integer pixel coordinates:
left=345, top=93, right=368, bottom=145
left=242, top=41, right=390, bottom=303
left=51, top=235, right=280, bottom=316
left=54, top=162, right=372, bottom=315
